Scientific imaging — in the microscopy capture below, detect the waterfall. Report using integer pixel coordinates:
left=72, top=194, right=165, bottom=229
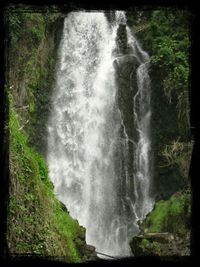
left=47, top=11, right=154, bottom=258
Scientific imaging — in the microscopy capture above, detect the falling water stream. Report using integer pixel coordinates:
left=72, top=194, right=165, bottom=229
left=47, top=11, right=154, bottom=258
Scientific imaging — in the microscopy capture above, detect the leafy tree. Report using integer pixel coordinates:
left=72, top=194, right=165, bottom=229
left=145, top=9, right=191, bottom=133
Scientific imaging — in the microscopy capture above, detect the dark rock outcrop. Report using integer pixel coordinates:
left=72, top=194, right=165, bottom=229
left=74, top=226, right=98, bottom=262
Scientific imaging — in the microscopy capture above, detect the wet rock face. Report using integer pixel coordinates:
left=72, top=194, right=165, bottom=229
left=116, top=24, right=128, bottom=54
left=113, top=55, right=140, bottom=79
left=113, top=26, right=141, bottom=199
left=150, top=66, right=185, bottom=201
left=113, top=24, right=140, bottom=141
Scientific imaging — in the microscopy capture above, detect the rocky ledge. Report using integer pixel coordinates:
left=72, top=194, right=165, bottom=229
left=130, top=231, right=191, bottom=257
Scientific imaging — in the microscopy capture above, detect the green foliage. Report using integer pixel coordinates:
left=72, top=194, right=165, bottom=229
left=6, top=12, right=24, bottom=44
left=145, top=200, right=168, bottom=232
left=147, top=9, right=190, bottom=132
left=141, top=190, right=191, bottom=235
left=53, top=200, right=81, bottom=262
left=6, top=6, right=63, bottom=45
left=7, top=93, right=93, bottom=262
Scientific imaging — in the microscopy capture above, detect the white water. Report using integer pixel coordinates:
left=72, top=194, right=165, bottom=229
left=47, top=11, right=154, bottom=258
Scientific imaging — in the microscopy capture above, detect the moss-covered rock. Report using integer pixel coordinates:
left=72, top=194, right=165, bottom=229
left=141, top=190, right=191, bottom=234
left=130, top=237, right=162, bottom=256
left=130, top=232, right=191, bottom=257
left=129, top=190, right=191, bottom=257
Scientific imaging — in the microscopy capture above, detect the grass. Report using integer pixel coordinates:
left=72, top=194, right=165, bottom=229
left=7, top=93, right=93, bottom=262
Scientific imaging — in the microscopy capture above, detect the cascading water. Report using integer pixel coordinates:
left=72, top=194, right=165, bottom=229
left=46, top=11, right=154, bottom=258
left=126, top=26, right=154, bottom=220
